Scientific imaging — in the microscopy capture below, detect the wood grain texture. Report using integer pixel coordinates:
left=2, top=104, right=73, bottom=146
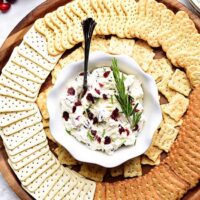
left=0, top=0, right=199, bottom=199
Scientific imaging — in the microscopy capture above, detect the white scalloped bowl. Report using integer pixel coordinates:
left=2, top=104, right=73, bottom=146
left=47, top=51, right=162, bottom=168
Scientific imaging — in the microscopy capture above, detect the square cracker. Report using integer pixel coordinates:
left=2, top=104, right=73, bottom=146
left=25, top=165, right=64, bottom=200
left=24, top=26, right=62, bottom=63
left=0, top=104, right=38, bottom=128
left=2, top=111, right=42, bottom=136
left=147, top=59, right=163, bottom=82
left=0, top=85, right=36, bottom=103
left=36, top=86, right=52, bottom=120
left=0, top=96, right=34, bottom=113
left=110, top=165, right=123, bottom=177
left=25, top=158, right=60, bottom=192
left=1, top=122, right=43, bottom=150
left=54, top=145, right=78, bottom=165
left=168, top=69, right=191, bottom=96
left=8, top=140, right=47, bottom=163
left=51, top=63, right=62, bottom=84
left=154, top=123, right=179, bottom=152
left=18, top=42, right=55, bottom=71
left=124, top=156, right=142, bottom=178
left=79, top=163, right=106, bottom=182
left=144, top=131, right=163, bottom=161
left=4, top=59, right=43, bottom=84
left=157, top=77, right=177, bottom=101
left=141, top=155, right=160, bottom=165
left=4, top=130, right=47, bottom=156
left=132, top=40, right=155, bottom=72
left=162, top=93, right=189, bottom=121
left=163, top=113, right=183, bottom=127
left=108, top=36, right=135, bottom=56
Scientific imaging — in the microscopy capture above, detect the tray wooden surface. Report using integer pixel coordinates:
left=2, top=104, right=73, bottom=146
left=0, top=0, right=199, bottom=199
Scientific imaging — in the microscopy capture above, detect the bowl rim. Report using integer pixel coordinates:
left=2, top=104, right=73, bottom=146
left=47, top=51, right=162, bottom=168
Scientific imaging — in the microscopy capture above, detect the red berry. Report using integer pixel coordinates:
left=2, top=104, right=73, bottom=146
left=118, top=125, right=125, bottom=134
left=104, top=136, right=111, bottom=145
left=99, top=83, right=104, bottom=87
left=103, top=71, right=110, bottom=78
left=111, top=108, right=119, bottom=121
left=86, top=93, right=94, bottom=103
left=67, top=87, right=75, bottom=95
left=0, top=2, right=11, bottom=12
left=63, top=112, right=69, bottom=121
left=103, top=94, right=108, bottom=100
left=95, top=88, right=100, bottom=95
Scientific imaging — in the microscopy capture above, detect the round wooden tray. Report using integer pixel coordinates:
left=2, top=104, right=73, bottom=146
left=0, top=0, right=200, bottom=199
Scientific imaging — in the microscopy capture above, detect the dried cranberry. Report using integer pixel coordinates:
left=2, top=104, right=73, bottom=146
left=79, top=72, right=84, bottom=76
left=135, top=108, right=140, bottom=112
left=103, top=71, right=110, bottom=78
left=133, top=124, right=139, bottom=131
left=75, top=100, right=82, bottom=106
left=103, top=94, right=108, bottom=100
left=97, top=137, right=101, bottom=143
left=86, top=93, right=95, bottom=103
left=125, top=129, right=130, bottom=136
left=91, top=130, right=97, bottom=136
left=63, top=111, right=69, bottom=121
left=99, top=83, right=104, bottom=87
left=93, top=117, right=98, bottom=124
left=86, top=109, right=94, bottom=120
left=111, top=108, right=119, bottom=121
left=95, top=88, right=101, bottom=95
left=119, top=126, right=125, bottom=134
left=67, top=87, right=75, bottom=95
left=104, top=136, right=111, bottom=144
left=72, top=106, right=76, bottom=113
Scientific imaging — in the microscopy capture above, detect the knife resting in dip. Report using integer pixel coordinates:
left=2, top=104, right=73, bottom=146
left=61, top=59, right=145, bottom=155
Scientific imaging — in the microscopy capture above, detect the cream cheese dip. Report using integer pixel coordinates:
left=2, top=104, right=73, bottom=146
left=61, top=66, right=145, bottom=155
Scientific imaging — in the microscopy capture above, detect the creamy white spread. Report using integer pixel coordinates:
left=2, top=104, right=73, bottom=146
left=61, top=67, right=145, bottom=155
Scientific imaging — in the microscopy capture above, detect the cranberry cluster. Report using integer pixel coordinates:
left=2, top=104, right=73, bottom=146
left=0, top=0, right=17, bottom=13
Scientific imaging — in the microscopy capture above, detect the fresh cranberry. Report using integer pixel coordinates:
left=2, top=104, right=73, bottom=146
left=79, top=72, right=84, bottom=76
left=111, top=108, right=119, bottom=121
left=104, top=136, right=111, bottom=144
left=0, top=2, right=11, bottom=12
left=103, top=94, right=108, bottom=100
left=86, top=93, right=94, bottom=103
left=75, top=100, right=82, bottom=106
left=133, top=124, right=139, bottom=131
left=103, top=71, right=110, bottom=78
left=95, top=88, right=101, bottom=95
left=93, top=117, right=98, bottom=124
left=72, top=106, right=76, bottom=113
left=99, top=83, right=104, bottom=87
left=125, top=129, right=130, bottom=136
left=63, top=111, right=69, bottom=121
left=67, top=87, right=75, bottom=95
left=97, top=137, right=101, bottom=143
left=119, top=126, right=125, bottom=134
left=91, top=130, right=97, bottom=136
left=87, top=109, right=94, bottom=120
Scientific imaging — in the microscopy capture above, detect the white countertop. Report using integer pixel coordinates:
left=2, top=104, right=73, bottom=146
left=0, top=0, right=197, bottom=199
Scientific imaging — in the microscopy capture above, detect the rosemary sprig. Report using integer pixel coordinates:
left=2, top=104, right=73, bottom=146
left=111, top=58, right=142, bottom=128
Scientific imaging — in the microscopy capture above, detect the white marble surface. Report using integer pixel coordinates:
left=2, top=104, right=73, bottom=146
left=0, top=0, right=196, bottom=199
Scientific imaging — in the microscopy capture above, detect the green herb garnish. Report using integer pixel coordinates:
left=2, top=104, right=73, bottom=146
left=111, top=58, right=142, bottom=128
left=102, top=129, right=106, bottom=137
left=87, top=131, right=94, bottom=141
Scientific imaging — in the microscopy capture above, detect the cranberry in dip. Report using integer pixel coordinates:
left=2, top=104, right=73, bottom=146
left=61, top=62, right=145, bottom=155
